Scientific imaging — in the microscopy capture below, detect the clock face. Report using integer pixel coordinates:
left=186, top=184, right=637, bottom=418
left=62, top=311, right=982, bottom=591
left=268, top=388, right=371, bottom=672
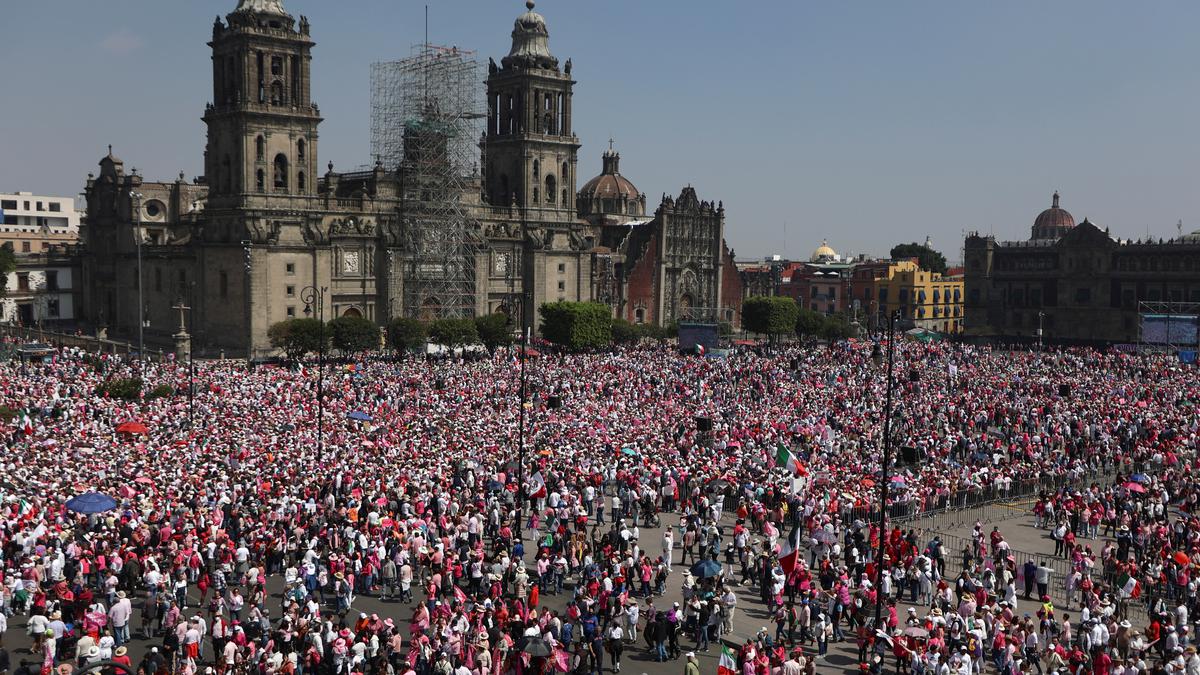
left=343, top=251, right=360, bottom=275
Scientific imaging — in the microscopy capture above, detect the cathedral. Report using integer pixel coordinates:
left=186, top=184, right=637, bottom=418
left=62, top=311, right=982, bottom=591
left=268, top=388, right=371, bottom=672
left=80, top=0, right=741, bottom=358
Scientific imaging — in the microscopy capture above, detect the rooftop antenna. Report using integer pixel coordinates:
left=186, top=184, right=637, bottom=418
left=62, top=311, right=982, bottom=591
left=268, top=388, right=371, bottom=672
left=1178, top=219, right=1184, bottom=238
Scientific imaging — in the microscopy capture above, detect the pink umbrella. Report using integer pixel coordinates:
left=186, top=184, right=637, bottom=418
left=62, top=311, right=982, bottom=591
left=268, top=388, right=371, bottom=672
left=1124, top=482, right=1146, bottom=494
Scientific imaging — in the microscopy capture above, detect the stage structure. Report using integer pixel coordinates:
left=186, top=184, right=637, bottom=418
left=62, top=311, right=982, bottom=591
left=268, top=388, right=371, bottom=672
left=1137, top=301, right=1200, bottom=353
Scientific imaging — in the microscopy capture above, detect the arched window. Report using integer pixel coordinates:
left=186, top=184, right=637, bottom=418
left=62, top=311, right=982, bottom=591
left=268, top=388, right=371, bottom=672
left=256, top=169, right=265, bottom=192
left=545, top=175, right=556, bottom=203
left=274, top=154, right=288, bottom=190
left=532, top=160, right=539, bottom=178
left=533, top=187, right=539, bottom=203
left=222, top=155, right=232, bottom=192
left=255, top=136, right=265, bottom=162
left=634, top=308, right=645, bottom=324
left=561, top=162, right=568, bottom=181
left=562, top=189, right=568, bottom=205
left=297, top=171, right=306, bottom=192
left=297, top=139, right=306, bottom=161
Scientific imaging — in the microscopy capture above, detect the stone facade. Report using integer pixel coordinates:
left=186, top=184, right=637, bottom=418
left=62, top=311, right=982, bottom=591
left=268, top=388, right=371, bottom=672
left=80, top=0, right=734, bottom=355
left=964, top=193, right=1200, bottom=344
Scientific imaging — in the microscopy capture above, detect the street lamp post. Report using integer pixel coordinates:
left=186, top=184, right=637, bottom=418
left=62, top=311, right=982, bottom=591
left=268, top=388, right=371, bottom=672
left=1037, top=311, right=1045, bottom=351
left=130, top=192, right=145, bottom=362
left=515, top=325, right=530, bottom=540
left=302, top=286, right=327, bottom=460
left=870, top=311, right=900, bottom=635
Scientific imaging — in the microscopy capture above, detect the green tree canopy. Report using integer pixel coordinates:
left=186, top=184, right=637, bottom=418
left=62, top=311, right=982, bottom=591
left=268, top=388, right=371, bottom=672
left=328, top=316, right=380, bottom=353
left=428, top=318, right=479, bottom=348
left=638, top=322, right=668, bottom=342
left=387, top=317, right=428, bottom=354
left=820, top=314, right=855, bottom=341
left=611, top=318, right=638, bottom=344
left=267, top=318, right=329, bottom=361
left=475, top=313, right=514, bottom=352
left=890, top=242, right=948, bottom=274
left=0, top=244, right=14, bottom=297
left=794, top=306, right=826, bottom=338
left=741, top=296, right=799, bottom=340
left=539, top=301, right=613, bottom=352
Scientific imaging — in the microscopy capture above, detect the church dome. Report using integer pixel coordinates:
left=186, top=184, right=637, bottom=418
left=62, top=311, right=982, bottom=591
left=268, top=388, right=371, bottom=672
left=580, top=150, right=640, bottom=199
left=1031, top=191, right=1075, bottom=240
left=578, top=145, right=645, bottom=220
left=811, top=240, right=838, bottom=262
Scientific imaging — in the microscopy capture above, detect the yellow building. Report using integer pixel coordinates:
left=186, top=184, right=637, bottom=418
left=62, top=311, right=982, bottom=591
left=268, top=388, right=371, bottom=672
left=873, top=259, right=964, bottom=333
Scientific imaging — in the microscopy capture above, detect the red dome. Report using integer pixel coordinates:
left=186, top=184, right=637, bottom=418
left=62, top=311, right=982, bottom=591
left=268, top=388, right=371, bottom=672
left=579, top=172, right=639, bottom=199
left=1032, top=191, right=1074, bottom=239
left=579, top=150, right=640, bottom=199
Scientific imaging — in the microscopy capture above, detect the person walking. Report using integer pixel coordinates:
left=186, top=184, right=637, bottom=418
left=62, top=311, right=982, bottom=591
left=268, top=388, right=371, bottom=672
left=606, top=622, right=624, bottom=672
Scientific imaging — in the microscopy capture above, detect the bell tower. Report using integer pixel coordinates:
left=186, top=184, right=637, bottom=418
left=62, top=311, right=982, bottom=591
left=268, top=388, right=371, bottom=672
left=482, top=1, right=580, bottom=217
left=203, top=0, right=321, bottom=204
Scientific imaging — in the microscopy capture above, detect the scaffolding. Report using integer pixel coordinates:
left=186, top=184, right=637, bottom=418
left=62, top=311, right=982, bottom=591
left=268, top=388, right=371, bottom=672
left=370, top=45, right=483, bottom=320
left=1137, top=300, right=1200, bottom=354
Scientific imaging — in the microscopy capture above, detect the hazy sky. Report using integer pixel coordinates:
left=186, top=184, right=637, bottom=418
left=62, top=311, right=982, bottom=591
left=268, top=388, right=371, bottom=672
left=3, top=1, right=1199, bottom=262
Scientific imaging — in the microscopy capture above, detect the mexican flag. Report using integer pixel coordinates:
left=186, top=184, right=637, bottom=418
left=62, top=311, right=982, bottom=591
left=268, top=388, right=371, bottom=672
left=528, top=471, right=547, bottom=499
left=774, top=444, right=803, bottom=476
left=1118, top=572, right=1141, bottom=599
left=778, top=525, right=802, bottom=575
left=718, top=646, right=738, bottom=675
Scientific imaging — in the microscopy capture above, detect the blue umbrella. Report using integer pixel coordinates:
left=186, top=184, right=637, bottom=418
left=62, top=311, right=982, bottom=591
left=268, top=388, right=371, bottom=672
left=690, top=559, right=723, bottom=579
left=65, top=492, right=118, bottom=514
left=620, top=447, right=638, bottom=457
left=347, top=411, right=372, bottom=422
left=1131, top=473, right=1149, bottom=483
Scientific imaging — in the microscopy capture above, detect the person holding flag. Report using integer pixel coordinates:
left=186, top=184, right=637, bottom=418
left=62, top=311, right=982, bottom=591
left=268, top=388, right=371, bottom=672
left=774, top=444, right=804, bottom=477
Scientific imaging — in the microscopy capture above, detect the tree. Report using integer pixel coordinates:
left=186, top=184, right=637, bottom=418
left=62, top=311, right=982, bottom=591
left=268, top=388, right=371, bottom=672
left=328, top=316, right=380, bottom=353
left=611, top=318, right=638, bottom=344
left=475, top=313, right=514, bottom=352
left=428, top=318, right=479, bottom=348
left=539, top=301, right=612, bottom=352
left=637, top=322, right=668, bottom=342
left=794, top=307, right=826, bottom=339
left=267, top=318, right=329, bottom=361
left=741, top=296, right=799, bottom=341
left=820, top=314, right=855, bottom=341
left=891, top=242, right=948, bottom=274
left=387, top=317, right=428, bottom=354
left=0, top=244, right=14, bottom=298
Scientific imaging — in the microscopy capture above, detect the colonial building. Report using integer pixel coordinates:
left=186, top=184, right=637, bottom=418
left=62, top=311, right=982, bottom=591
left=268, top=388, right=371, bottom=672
left=0, top=191, right=79, bottom=253
left=964, top=192, right=1200, bottom=344
left=1, top=245, right=82, bottom=327
left=80, top=0, right=738, bottom=356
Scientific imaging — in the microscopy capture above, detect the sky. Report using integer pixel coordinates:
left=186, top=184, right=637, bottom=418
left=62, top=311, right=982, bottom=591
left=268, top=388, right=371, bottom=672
left=2, top=1, right=1199, bottom=263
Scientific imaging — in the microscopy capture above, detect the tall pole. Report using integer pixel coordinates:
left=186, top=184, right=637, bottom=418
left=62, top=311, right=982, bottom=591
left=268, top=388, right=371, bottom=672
left=302, top=286, right=326, bottom=461
left=873, top=311, right=897, bottom=633
left=187, top=283, right=195, bottom=430
left=131, top=191, right=144, bottom=363
left=1038, top=311, right=1045, bottom=352
left=516, top=325, right=529, bottom=540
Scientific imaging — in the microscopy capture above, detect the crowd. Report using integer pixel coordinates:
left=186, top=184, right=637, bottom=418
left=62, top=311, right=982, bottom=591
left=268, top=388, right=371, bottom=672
left=0, top=337, right=1196, bottom=675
